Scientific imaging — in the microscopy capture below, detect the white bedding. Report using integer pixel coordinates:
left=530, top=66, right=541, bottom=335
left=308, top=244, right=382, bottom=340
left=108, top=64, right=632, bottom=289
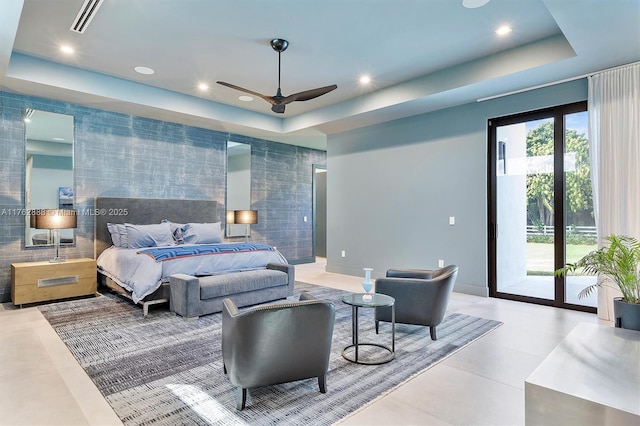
left=97, top=244, right=288, bottom=303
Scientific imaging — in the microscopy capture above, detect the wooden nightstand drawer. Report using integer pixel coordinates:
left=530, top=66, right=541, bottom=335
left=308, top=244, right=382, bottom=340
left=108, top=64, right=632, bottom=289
left=11, top=258, right=97, bottom=306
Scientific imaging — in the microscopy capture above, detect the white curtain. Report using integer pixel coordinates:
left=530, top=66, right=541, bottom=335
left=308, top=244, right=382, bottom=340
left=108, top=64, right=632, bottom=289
left=588, top=62, right=640, bottom=320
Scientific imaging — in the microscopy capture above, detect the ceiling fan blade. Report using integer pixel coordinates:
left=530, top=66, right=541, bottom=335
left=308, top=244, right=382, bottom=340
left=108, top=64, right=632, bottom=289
left=271, top=104, right=286, bottom=114
left=219, top=40, right=338, bottom=113
left=282, top=84, right=337, bottom=105
left=216, top=81, right=275, bottom=104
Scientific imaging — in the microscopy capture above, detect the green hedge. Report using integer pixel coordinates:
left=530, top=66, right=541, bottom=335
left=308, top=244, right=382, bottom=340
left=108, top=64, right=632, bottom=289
left=527, top=234, right=596, bottom=245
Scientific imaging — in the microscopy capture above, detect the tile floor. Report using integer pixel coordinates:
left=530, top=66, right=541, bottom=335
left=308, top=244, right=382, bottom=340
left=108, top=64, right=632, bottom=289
left=0, top=259, right=610, bottom=425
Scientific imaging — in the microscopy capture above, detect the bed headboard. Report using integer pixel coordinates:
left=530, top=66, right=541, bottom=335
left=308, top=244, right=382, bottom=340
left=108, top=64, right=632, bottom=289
left=94, top=197, right=218, bottom=258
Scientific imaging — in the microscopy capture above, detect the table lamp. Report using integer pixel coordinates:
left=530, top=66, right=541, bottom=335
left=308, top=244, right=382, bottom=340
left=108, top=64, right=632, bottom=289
left=231, top=210, right=258, bottom=243
left=34, top=209, right=77, bottom=262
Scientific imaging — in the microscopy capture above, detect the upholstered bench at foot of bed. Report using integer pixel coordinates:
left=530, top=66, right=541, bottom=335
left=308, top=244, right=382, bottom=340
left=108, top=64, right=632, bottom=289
left=169, top=263, right=295, bottom=319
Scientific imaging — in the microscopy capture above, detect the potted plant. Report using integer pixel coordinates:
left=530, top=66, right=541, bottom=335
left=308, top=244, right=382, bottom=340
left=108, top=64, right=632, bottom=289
left=556, top=234, right=640, bottom=331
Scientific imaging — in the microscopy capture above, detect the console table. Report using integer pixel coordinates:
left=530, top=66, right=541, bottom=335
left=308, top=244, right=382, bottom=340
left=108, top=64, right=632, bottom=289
left=525, top=322, right=640, bottom=425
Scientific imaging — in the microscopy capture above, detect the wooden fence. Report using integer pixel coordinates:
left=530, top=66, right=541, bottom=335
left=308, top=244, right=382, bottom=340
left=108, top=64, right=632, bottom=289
left=526, top=225, right=597, bottom=236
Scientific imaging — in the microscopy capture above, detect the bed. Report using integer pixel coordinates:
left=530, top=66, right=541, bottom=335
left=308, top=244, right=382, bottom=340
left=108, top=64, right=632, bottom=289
left=94, top=197, right=290, bottom=316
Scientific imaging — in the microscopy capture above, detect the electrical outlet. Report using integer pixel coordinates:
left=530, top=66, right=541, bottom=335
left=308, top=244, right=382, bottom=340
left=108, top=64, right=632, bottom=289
left=303, top=216, right=308, bottom=222
left=438, top=259, right=444, bottom=267
left=449, top=216, right=455, bottom=225
left=341, top=250, right=346, bottom=258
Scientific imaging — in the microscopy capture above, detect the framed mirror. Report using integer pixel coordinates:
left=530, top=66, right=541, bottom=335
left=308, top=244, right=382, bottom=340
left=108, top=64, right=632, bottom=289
left=226, top=141, right=251, bottom=237
left=24, top=109, right=75, bottom=247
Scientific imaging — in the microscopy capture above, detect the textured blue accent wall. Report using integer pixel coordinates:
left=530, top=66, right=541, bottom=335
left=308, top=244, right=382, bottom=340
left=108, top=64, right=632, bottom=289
left=0, top=91, right=325, bottom=303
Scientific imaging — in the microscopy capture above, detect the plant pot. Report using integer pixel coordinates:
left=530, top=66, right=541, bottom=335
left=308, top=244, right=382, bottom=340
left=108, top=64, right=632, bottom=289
left=613, top=297, right=640, bottom=331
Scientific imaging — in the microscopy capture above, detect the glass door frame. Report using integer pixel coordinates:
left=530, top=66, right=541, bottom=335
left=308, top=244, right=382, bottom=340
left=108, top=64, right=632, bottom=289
left=488, top=101, right=595, bottom=313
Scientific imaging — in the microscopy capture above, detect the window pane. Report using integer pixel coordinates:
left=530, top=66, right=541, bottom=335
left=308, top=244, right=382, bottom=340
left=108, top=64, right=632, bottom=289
left=564, top=111, right=597, bottom=307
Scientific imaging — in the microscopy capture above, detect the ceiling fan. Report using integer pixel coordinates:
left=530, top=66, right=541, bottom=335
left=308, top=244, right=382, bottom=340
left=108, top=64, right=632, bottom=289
left=217, top=39, right=337, bottom=114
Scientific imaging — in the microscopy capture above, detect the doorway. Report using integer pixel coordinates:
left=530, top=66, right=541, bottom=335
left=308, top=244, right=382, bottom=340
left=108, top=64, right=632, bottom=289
left=313, top=165, right=327, bottom=259
left=488, top=101, right=596, bottom=312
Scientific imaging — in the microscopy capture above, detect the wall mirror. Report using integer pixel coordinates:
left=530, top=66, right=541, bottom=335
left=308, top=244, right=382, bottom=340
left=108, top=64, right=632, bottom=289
left=226, top=141, right=251, bottom=237
left=24, top=109, right=75, bottom=247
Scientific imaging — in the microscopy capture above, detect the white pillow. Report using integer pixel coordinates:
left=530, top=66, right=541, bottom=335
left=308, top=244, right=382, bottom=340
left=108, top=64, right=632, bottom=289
left=107, top=223, right=126, bottom=248
left=181, top=222, right=223, bottom=244
left=125, top=222, right=175, bottom=248
left=162, top=219, right=186, bottom=244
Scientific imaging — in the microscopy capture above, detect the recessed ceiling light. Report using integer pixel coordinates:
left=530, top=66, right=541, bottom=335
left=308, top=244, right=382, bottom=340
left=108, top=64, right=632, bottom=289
left=198, top=83, right=209, bottom=91
left=495, top=25, right=512, bottom=36
left=238, top=95, right=253, bottom=102
left=23, top=118, right=31, bottom=123
left=462, top=0, right=490, bottom=8
left=52, top=137, right=65, bottom=141
left=359, top=74, right=372, bottom=85
left=60, top=45, right=75, bottom=54
left=134, top=66, right=155, bottom=75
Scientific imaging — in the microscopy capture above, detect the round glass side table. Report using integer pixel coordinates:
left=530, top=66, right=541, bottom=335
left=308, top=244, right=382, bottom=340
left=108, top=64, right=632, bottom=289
left=342, top=293, right=395, bottom=365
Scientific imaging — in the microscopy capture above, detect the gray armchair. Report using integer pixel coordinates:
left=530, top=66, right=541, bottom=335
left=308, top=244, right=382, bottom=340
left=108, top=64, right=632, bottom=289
left=374, top=265, right=458, bottom=340
left=222, top=292, right=336, bottom=410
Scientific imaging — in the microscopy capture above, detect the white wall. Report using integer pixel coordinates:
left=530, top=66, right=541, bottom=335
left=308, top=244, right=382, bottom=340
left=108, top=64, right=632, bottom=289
left=496, top=124, right=528, bottom=289
left=326, top=79, right=588, bottom=297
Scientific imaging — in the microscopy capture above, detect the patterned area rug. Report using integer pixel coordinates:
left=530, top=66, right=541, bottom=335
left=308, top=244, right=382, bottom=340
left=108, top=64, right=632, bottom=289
left=39, top=282, right=501, bottom=426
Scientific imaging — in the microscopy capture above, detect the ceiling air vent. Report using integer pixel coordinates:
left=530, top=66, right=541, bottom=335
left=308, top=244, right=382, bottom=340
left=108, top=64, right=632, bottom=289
left=70, top=0, right=104, bottom=34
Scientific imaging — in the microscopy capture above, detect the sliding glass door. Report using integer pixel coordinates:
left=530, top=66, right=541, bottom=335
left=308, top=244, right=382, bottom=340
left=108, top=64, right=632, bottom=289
left=488, top=102, right=596, bottom=312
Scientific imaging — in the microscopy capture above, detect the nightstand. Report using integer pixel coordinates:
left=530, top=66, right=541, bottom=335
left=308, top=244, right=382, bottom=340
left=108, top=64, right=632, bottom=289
left=11, top=258, right=97, bottom=307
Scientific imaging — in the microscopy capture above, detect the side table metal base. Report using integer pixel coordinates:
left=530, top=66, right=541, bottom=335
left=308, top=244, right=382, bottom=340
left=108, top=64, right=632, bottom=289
left=342, top=298, right=395, bottom=365
left=342, top=343, right=395, bottom=365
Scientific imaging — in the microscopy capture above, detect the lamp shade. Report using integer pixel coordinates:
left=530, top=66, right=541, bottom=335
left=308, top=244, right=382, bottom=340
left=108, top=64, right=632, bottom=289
left=35, top=209, right=78, bottom=230
left=233, top=210, right=258, bottom=225
left=226, top=210, right=236, bottom=225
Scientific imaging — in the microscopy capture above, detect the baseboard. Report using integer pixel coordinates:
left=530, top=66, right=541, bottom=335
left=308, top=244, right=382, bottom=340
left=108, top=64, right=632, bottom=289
left=453, top=282, right=489, bottom=297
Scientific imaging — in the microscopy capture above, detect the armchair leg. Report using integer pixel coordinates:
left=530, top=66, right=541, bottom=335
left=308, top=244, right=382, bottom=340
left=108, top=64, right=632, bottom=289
left=235, top=387, right=247, bottom=410
left=223, top=363, right=227, bottom=374
left=430, top=326, right=437, bottom=341
left=318, top=374, right=327, bottom=393
left=375, top=320, right=379, bottom=334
